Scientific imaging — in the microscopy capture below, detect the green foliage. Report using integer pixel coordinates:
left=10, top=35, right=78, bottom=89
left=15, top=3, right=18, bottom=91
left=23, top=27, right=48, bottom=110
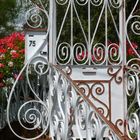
left=0, top=0, right=21, bottom=37
left=56, top=3, right=121, bottom=45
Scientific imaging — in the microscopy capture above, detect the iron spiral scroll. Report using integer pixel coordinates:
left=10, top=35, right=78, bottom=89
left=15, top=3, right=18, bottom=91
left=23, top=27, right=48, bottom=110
left=7, top=55, right=125, bottom=139
left=5, top=0, right=140, bottom=139
left=6, top=0, right=123, bottom=135
left=125, top=0, right=140, bottom=139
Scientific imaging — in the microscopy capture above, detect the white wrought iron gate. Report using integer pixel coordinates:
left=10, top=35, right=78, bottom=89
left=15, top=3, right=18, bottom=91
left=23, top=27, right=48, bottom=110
left=4, top=0, right=140, bottom=140
left=50, top=0, right=126, bottom=137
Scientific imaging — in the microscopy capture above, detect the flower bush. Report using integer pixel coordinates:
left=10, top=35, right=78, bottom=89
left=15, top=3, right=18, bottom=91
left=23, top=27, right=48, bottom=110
left=0, top=32, right=25, bottom=88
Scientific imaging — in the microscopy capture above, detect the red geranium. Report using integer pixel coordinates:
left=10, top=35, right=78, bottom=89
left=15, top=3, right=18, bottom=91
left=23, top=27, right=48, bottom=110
left=0, top=73, right=4, bottom=79
left=0, top=63, right=4, bottom=68
left=108, top=41, right=138, bottom=60
left=0, top=32, right=25, bottom=88
left=126, top=41, right=138, bottom=58
left=0, top=48, right=7, bottom=53
left=11, top=52, right=20, bottom=59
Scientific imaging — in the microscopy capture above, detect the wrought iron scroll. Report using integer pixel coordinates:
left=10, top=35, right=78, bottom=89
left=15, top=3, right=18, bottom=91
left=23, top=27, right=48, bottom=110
left=125, top=59, right=140, bottom=140
left=5, top=0, right=140, bottom=140
left=55, top=0, right=123, bottom=65
left=7, top=57, right=125, bottom=139
left=125, top=0, right=140, bottom=138
left=6, top=0, right=125, bottom=135
left=126, top=0, right=140, bottom=59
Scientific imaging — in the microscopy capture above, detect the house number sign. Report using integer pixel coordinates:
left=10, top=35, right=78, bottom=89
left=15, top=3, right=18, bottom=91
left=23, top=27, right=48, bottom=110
left=25, top=30, right=48, bottom=63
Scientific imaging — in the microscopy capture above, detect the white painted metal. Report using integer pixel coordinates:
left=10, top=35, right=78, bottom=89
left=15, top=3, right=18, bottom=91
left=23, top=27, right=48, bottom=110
left=25, top=30, right=48, bottom=63
left=6, top=59, right=122, bottom=140
left=53, top=0, right=123, bottom=66
left=4, top=0, right=140, bottom=140
left=49, top=0, right=56, bottom=63
left=51, top=0, right=126, bottom=137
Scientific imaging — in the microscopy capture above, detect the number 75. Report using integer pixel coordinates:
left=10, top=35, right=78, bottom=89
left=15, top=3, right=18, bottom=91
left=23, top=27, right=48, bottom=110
left=29, top=40, right=36, bottom=47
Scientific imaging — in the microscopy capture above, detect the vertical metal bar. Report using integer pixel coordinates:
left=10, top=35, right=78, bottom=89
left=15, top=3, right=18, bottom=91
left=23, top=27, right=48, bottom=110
left=71, top=0, right=74, bottom=65
left=119, top=0, right=126, bottom=65
left=49, top=0, right=56, bottom=64
left=119, top=0, right=127, bottom=136
left=105, top=0, right=108, bottom=66
left=88, top=0, right=91, bottom=65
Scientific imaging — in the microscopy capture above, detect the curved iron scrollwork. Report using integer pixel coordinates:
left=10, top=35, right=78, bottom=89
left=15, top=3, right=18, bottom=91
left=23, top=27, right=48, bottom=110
left=91, top=43, right=106, bottom=65
left=125, top=70, right=140, bottom=139
left=108, top=0, right=122, bottom=8
left=56, top=42, right=71, bottom=65
left=56, top=0, right=69, bottom=5
left=126, top=0, right=140, bottom=58
left=125, top=0, right=140, bottom=137
left=55, top=0, right=123, bottom=66
left=7, top=57, right=123, bottom=139
left=125, top=59, right=140, bottom=140
left=24, top=0, right=49, bottom=29
left=5, top=0, right=140, bottom=140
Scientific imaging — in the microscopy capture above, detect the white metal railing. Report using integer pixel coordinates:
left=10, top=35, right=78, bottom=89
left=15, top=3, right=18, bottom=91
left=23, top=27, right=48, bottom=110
left=53, top=0, right=123, bottom=66
left=125, top=59, right=140, bottom=140
left=1, top=0, right=140, bottom=140
left=3, top=58, right=140, bottom=140
left=6, top=55, right=125, bottom=140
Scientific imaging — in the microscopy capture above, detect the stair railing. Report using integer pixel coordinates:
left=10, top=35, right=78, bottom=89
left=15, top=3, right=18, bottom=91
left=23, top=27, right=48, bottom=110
left=6, top=55, right=130, bottom=140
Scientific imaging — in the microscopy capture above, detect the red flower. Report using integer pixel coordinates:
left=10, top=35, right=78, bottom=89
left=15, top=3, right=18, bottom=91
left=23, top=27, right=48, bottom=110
left=19, top=49, right=25, bottom=54
left=7, top=42, right=14, bottom=49
left=0, top=63, right=4, bottom=68
left=13, top=46, right=19, bottom=50
left=108, top=41, right=138, bottom=58
left=0, top=73, right=4, bottom=79
left=126, top=41, right=138, bottom=56
left=126, top=41, right=138, bottom=49
left=128, top=48, right=134, bottom=56
left=77, top=51, right=88, bottom=60
left=11, top=52, right=20, bottom=59
left=0, top=38, right=6, bottom=45
left=18, top=34, right=24, bottom=42
left=91, top=55, right=95, bottom=61
left=0, top=32, right=25, bottom=89
left=0, top=48, right=6, bottom=53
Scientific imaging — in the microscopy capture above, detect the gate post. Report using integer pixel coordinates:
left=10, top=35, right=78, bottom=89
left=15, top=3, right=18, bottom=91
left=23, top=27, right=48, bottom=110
left=119, top=0, right=127, bottom=135
left=49, top=0, right=56, bottom=64
left=119, top=0, right=126, bottom=65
